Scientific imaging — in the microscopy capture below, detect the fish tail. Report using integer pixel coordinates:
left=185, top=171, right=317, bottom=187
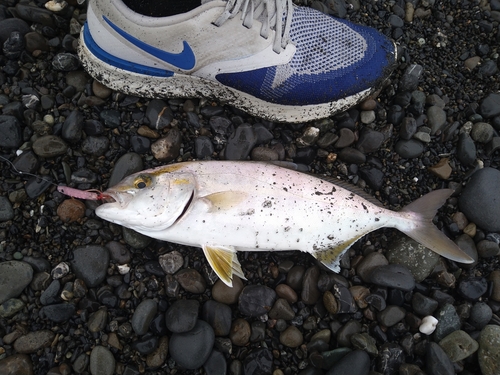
left=396, top=189, right=474, bottom=264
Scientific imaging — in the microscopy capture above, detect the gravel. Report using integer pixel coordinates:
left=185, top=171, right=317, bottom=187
left=0, top=0, right=500, bottom=374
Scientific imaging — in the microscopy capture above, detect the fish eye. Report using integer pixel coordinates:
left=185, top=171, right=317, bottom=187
left=133, top=175, right=152, bottom=189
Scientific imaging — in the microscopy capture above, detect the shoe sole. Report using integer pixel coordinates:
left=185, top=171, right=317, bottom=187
left=78, top=25, right=383, bottom=123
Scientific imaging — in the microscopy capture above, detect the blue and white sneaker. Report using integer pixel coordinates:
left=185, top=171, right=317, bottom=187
left=79, top=0, right=397, bottom=122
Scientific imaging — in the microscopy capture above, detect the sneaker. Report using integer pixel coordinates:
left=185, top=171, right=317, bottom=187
left=78, top=0, right=397, bottom=122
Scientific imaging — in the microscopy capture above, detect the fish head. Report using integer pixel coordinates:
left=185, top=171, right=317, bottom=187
left=95, top=168, right=196, bottom=233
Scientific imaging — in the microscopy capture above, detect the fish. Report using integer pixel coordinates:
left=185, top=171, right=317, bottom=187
left=95, top=161, right=473, bottom=287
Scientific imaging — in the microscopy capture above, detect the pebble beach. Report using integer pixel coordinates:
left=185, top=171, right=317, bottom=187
left=1, top=0, right=500, bottom=374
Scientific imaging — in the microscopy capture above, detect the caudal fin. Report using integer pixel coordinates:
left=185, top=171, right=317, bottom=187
left=398, top=189, right=474, bottom=264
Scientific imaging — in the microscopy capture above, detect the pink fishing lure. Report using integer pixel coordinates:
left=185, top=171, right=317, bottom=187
left=57, top=186, right=109, bottom=200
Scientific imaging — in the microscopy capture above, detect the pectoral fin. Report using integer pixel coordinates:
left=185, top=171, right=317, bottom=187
left=203, top=191, right=248, bottom=212
left=312, top=237, right=361, bottom=273
left=202, top=244, right=246, bottom=287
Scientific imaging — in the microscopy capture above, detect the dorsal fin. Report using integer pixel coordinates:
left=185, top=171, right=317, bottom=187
left=314, top=174, right=385, bottom=207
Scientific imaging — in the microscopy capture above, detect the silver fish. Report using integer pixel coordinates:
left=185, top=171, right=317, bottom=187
left=95, top=161, right=473, bottom=286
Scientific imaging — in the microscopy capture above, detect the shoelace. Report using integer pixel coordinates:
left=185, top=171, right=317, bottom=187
left=213, top=0, right=293, bottom=54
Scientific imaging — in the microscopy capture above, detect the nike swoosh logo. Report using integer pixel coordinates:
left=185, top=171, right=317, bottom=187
left=103, top=16, right=196, bottom=70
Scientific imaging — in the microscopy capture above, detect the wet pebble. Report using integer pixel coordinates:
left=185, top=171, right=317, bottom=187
left=131, top=299, right=157, bottom=335
left=32, top=135, right=68, bottom=157
left=243, top=348, right=273, bottom=375
left=434, top=304, right=461, bottom=341
left=70, top=246, right=109, bottom=288
left=146, top=335, right=169, bottom=369
left=458, top=277, right=488, bottom=301
left=457, top=133, right=477, bottom=166
left=229, top=317, right=251, bottom=346
left=427, top=106, right=447, bottom=134
left=106, top=241, right=131, bottom=265
left=335, top=128, right=355, bottom=148
left=399, top=117, right=417, bottom=140
left=203, top=350, right=226, bottom=375
left=351, top=333, right=378, bottom=355
left=39, top=303, right=75, bottom=322
left=151, top=128, right=182, bottom=162
left=477, top=240, right=500, bottom=258
left=302, top=266, right=320, bottom=305
left=0, top=261, right=33, bottom=305
left=238, top=285, right=276, bottom=317
left=478, top=325, right=500, bottom=375
left=146, top=99, right=173, bottom=130
left=378, top=306, right=406, bottom=327
left=0, top=298, right=25, bottom=318
left=280, top=325, right=303, bottom=348
left=81, top=136, right=109, bottom=156
left=426, top=342, right=454, bottom=375
left=251, top=146, right=279, bottom=161
left=202, top=300, right=232, bottom=336
left=394, top=139, right=424, bottom=158
left=165, top=299, right=199, bottom=333
left=459, top=167, right=500, bottom=232
left=356, top=252, right=389, bottom=281
left=57, top=199, right=86, bottom=223
left=386, top=236, right=440, bottom=282
left=412, top=292, right=438, bottom=316
left=13, top=330, right=55, bottom=353
left=158, top=251, right=184, bottom=274
left=479, top=93, right=500, bottom=118
left=326, top=349, right=369, bottom=375
left=368, top=264, right=415, bottom=291
left=89, top=346, right=115, bottom=375
left=0, top=115, right=22, bottom=149
left=0, top=196, right=14, bottom=221
left=194, top=136, right=214, bottom=158
left=226, top=124, right=257, bottom=160
left=108, top=152, right=144, bottom=187
left=471, top=122, right=494, bottom=143
left=0, top=354, right=33, bottom=375
left=439, top=330, right=479, bottom=362
left=338, top=147, right=366, bottom=164
left=175, top=268, right=206, bottom=293
left=212, top=276, right=244, bottom=305
left=169, top=320, right=215, bottom=369
left=268, top=298, right=295, bottom=320
left=356, top=128, right=384, bottom=154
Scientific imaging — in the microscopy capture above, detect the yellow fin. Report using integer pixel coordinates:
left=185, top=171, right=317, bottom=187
left=203, top=191, right=248, bottom=212
left=202, top=245, right=246, bottom=287
left=312, top=237, right=361, bottom=273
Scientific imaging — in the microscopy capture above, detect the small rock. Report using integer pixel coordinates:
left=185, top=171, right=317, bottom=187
left=428, top=158, right=452, bottom=179
left=0, top=354, right=33, bottom=375
left=325, top=349, right=370, bottom=375
left=0, top=261, right=33, bottom=305
left=439, top=330, right=479, bottom=361
left=57, top=199, right=86, bottom=223
left=89, top=346, right=115, bottom=375
left=151, top=128, right=182, bottom=162
left=70, top=246, right=109, bottom=288
left=202, top=300, right=232, bottom=336
left=131, top=299, right=157, bottom=335
left=426, top=342, right=454, bottom=375
left=238, top=285, right=276, bottom=317
left=13, top=330, right=55, bottom=353
left=368, top=264, right=415, bottom=291
left=478, top=325, right=500, bottom=375
left=280, top=326, right=303, bottom=348
left=169, top=320, right=215, bottom=369
left=229, top=318, right=251, bottom=346
left=212, top=276, right=244, bottom=305
left=175, top=268, right=206, bottom=293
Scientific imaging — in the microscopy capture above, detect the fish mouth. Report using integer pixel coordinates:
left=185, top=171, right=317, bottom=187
left=99, top=190, right=129, bottom=207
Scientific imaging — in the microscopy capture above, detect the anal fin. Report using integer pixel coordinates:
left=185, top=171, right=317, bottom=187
left=202, top=244, right=247, bottom=287
left=312, top=237, right=360, bottom=273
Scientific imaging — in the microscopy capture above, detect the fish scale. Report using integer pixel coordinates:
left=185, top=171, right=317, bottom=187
left=95, top=161, right=473, bottom=287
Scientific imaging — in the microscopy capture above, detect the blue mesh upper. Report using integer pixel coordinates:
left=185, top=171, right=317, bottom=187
left=216, top=7, right=395, bottom=106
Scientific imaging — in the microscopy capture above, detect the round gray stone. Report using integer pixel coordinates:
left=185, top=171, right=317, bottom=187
left=131, top=299, right=158, bottom=335
left=169, top=320, right=215, bottom=369
left=89, top=346, right=115, bottom=375
left=459, top=167, right=500, bottom=232
left=0, top=261, right=33, bottom=305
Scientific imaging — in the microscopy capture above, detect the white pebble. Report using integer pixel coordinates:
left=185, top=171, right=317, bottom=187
left=117, top=264, right=130, bottom=275
left=419, top=315, right=438, bottom=335
left=51, top=262, right=70, bottom=279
